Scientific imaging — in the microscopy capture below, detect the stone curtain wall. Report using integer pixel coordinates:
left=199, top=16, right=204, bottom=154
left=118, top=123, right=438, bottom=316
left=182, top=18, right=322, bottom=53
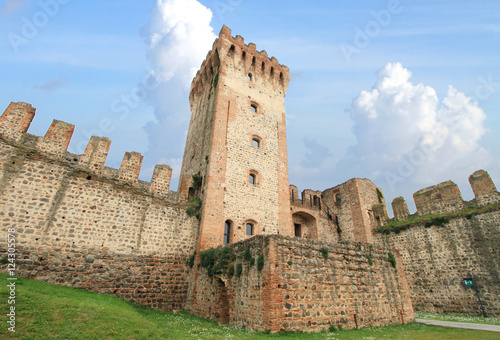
left=375, top=212, right=500, bottom=316
left=0, top=102, right=199, bottom=311
left=187, top=235, right=414, bottom=333
left=376, top=170, right=500, bottom=316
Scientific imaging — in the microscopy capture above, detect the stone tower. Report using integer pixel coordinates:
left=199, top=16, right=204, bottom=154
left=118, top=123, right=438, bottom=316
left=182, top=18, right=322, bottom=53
left=179, top=26, right=292, bottom=251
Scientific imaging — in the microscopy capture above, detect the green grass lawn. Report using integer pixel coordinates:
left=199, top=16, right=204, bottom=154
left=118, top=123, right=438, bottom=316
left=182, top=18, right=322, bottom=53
left=0, top=273, right=498, bottom=339
left=416, top=312, right=500, bottom=326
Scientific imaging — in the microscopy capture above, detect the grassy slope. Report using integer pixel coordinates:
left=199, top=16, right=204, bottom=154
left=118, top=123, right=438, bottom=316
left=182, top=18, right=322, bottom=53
left=0, top=274, right=498, bottom=340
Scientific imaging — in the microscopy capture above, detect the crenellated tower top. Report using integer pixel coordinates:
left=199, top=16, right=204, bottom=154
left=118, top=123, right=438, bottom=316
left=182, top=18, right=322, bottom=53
left=189, top=25, right=290, bottom=106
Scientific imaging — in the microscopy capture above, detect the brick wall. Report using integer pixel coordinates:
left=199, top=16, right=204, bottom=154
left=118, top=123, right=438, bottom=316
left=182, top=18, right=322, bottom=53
left=187, top=235, right=414, bottom=333
left=322, top=178, right=388, bottom=243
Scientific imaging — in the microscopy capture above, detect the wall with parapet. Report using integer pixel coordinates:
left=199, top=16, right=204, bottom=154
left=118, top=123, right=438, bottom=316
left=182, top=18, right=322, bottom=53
left=375, top=170, right=500, bottom=316
left=187, top=235, right=414, bottom=333
left=322, top=178, right=389, bottom=244
left=0, top=102, right=199, bottom=311
left=289, top=185, right=339, bottom=243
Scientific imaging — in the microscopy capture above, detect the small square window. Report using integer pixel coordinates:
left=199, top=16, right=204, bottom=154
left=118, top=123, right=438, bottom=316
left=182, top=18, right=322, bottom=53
left=250, top=104, right=257, bottom=112
left=252, top=138, right=260, bottom=148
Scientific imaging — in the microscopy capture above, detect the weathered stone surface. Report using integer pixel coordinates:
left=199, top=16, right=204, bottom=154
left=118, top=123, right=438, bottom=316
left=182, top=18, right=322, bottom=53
left=187, top=235, right=414, bottom=333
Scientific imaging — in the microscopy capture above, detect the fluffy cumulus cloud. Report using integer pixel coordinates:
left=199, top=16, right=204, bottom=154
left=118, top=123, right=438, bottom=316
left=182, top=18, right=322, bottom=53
left=143, top=0, right=217, bottom=86
left=140, top=0, right=216, bottom=187
left=335, top=62, right=492, bottom=209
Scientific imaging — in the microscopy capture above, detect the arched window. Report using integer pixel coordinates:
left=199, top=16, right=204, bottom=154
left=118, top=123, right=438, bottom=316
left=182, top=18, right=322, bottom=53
left=249, top=173, right=256, bottom=185
left=246, top=222, right=254, bottom=235
left=248, top=73, right=252, bottom=81
left=252, top=137, right=260, bottom=148
left=336, top=194, right=341, bottom=203
left=224, top=220, right=231, bottom=245
left=250, top=103, right=258, bottom=113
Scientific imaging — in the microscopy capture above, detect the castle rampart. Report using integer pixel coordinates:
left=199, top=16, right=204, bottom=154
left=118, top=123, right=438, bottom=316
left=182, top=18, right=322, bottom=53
left=0, top=102, right=199, bottom=311
left=374, top=171, right=500, bottom=316
left=187, top=235, right=414, bottom=333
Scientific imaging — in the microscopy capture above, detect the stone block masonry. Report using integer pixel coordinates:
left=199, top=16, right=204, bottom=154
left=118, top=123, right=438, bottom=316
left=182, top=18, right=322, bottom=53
left=375, top=170, right=500, bottom=316
left=187, top=235, right=414, bottom=333
left=0, top=102, right=199, bottom=311
left=375, top=212, right=500, bottom=316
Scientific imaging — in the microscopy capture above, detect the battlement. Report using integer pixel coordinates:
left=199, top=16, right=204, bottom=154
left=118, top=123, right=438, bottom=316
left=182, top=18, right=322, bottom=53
left=0, top=102, right=36, bottom=141
left=391, top=196, right=410, bottom=221
left=190, top=25, right=290, bottom=104
left=413, top=180, right=464, bottom=215
left=289, top=185, right=323, bottom=209
left=384, top=170, right=500, bottom=219
left=0, top=102, right=175, bottom=197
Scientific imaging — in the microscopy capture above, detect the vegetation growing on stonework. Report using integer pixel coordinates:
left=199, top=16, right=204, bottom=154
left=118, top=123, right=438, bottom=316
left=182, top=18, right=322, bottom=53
left=388, top=252, right=396, bottom=269
left=236, top=263, right=243, bottom=277
left=257, top=255, right=265, bottom=271
left=186, top=252, right=196, bottom=268
left=320, top=247, right=329, bottom=260
left=186, top=197, right=202, bottom=220
left=375, top=202, right=500, bottom=235
left=244, top=248, right=252, bottom=262
left=199, top=246, right=234, bottom=277
left=376, top=188, right=384, bottom=203
left=366, top=254, right=373, bottom=266
left=192, top=172, right=202, bottom=190
left=424, top=216, right=449, bottom=228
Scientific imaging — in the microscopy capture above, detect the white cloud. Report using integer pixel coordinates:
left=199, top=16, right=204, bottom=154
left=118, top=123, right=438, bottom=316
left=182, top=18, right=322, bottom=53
left=142, top=0, right=216, bottom=87
left=334, top=62, right=492, bottom=210
left=139, top=0, right=217, bottom=188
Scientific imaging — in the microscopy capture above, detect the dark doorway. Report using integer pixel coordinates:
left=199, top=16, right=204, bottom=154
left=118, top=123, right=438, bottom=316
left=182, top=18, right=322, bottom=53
left=294, top=223, right=301, bottom=237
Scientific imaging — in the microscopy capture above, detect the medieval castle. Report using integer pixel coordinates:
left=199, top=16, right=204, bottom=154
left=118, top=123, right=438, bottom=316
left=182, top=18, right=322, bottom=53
left=1, top=26, right=499, bottom=333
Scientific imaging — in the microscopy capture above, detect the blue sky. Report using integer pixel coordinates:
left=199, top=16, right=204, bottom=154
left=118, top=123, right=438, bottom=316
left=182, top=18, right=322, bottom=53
left=0, top=0, right=499, bottom=214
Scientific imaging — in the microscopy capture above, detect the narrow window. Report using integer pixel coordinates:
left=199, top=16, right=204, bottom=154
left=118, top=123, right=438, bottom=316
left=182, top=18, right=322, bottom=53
left=250, top=103, right=257, bottom=112
left=242, top=51, right=246, bottom=59
left=294, top=224, right=301, bottom=237
left=246, top=223, right=254, bottom=235
left=271, top=66, right=274, bottom=76
left=224, top=221, right=231, bottom=245
left=336, top=194, right=341, bottom=202
left=252, top=56, right=256, bottom=66
left=249, top=173, right=256, bottom=185
left=248, top=73, right=252, bottom=81
left=252, top=137, right=260, bottom=148
left=261, top=61, right=265, bottom=71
